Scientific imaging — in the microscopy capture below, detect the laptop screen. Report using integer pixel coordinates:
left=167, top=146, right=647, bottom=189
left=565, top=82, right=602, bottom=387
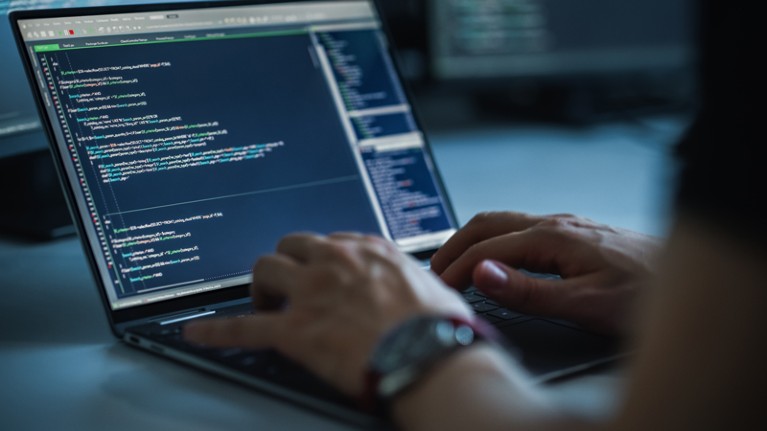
left=13, top=0, right=457, bottom=311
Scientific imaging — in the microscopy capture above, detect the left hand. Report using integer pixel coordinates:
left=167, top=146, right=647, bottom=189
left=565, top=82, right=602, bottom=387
left=430, top=212, right=661, bottom=334
left=183, top=232, right=472, bottom=396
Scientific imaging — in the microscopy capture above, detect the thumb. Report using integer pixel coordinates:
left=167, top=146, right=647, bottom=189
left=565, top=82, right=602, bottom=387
left=472, top=260, right=567, bottom=317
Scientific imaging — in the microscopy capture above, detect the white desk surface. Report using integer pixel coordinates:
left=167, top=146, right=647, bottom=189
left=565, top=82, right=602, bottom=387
left=0, top=113, right=686, bottom=430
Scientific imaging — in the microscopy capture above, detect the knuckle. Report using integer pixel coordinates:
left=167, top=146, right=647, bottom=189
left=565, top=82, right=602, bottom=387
left=304, top=266, right=346, bottom=292
left=362, top=234, right=396, bottom=255
left=547, top=212, right=577, bottom=220
left=327, top=242, right=359, bottom=264
left=537, top=213, right=577, bottom=231
left=468, top=211, right=497, bottom=227
left=309, top=239, right=354, bottom=265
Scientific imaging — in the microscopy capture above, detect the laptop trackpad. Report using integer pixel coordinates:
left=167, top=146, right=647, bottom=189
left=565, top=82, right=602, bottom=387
left=497, top=319, right=623, bottom=382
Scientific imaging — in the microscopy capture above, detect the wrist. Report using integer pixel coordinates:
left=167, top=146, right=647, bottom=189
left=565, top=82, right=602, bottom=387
left=390, top=343, right=509, bottom=429
left=360, top=314, right=503, bottom=416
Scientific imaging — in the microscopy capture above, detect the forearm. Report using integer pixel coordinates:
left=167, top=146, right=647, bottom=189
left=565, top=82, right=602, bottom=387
left=390, top=344, right=594, bottom=431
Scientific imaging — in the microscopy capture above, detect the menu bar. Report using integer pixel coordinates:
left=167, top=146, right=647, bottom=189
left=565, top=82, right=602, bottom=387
left=18, top=1, right=373, bottom=41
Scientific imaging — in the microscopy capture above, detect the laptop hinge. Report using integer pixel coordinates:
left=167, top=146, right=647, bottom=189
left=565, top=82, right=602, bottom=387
left=156, top=309, right=216, bottom=326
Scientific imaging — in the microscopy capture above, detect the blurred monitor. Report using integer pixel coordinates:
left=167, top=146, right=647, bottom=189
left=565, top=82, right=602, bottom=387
left=375, top=0, right=428, bottom=81
left=426, top=0, right=697, bottom=120
left=0, top=0, right=196, bottom=158
left=0, top=0, right=52, bottom=157
left=0, top=0, right=191, bottom=239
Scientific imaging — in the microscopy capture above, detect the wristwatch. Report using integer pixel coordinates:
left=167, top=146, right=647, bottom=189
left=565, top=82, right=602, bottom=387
left=362, top=314, right=501, bottom=414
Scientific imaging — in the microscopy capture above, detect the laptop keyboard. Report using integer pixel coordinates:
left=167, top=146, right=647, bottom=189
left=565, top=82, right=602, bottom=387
left=131, top=318, right=356, bottom=408
left=132, top=261, right=552, bottom=366
left=127, top=280, right=557, bottom=413
left=131, top=286, right=534, bottom=370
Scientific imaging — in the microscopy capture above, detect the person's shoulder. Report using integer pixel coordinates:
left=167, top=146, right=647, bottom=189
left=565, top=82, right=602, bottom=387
left=673, top=0, right=764, bottom=248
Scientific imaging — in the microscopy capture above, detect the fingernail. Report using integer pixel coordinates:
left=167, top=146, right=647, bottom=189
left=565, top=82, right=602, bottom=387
left=477, top=260, right=508, bottom=292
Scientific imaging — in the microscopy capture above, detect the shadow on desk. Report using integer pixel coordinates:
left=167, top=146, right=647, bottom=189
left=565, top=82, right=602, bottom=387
left=99, top=342, right=339, bottom=429
left=0, top=341, right=359, bottom=431
left=0, top=236, right=111, bottom=344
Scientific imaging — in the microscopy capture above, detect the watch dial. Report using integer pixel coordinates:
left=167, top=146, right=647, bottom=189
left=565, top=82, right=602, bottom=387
left=454, top=324, right=475, bottom=345
left=375, top=317, right=455, bottom=372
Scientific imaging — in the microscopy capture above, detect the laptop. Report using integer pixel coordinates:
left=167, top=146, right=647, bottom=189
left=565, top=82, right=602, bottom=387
left=10, top=0, right=622, bottom=426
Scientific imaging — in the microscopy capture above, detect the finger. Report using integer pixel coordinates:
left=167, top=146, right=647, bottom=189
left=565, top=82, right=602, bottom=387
left=182, top=314, right=283, bottom=349
left=431, top=211, right=544, bottom=274
left=326, top=232, right=393, bottom=251
left=327, top=232, right=365, bottom=240
left=473, top=260, right=626, bottom=334
left=439, top=228, right=561, bottom=290
left=473, top=260, right=573, bottom=317
left=275, top=232, right=327, bottom=262
left=251, top=254, right=302, bottom=309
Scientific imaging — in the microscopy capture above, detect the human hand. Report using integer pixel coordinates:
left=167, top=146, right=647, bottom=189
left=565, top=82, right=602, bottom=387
left=183, top=232, right=472, bottom=396
left=430, top=212, right=662, bottom=334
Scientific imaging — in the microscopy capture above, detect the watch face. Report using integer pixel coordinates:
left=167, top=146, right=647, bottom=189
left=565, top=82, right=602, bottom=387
left=373, top=316, right=462, bottom=374
left=454, top=324, right=475, bottom=345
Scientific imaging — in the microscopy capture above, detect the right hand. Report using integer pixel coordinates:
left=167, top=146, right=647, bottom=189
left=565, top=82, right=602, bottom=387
left=185, top=232, right=471, bottom=396
left=430, top=211, right=662, bottom=334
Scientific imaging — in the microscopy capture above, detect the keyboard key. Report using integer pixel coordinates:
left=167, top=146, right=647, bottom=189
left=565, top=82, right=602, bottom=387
left=472, top=301, right=499, bottom=313
left=464, top=287, right=487, bottom=298
left=480, top=314, right=503, bottom=324
left=462, top=292, right=486, bottom=304
left=217, top=347, right=246, bottom=358
left=487, top=308, right=525, bottom=321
